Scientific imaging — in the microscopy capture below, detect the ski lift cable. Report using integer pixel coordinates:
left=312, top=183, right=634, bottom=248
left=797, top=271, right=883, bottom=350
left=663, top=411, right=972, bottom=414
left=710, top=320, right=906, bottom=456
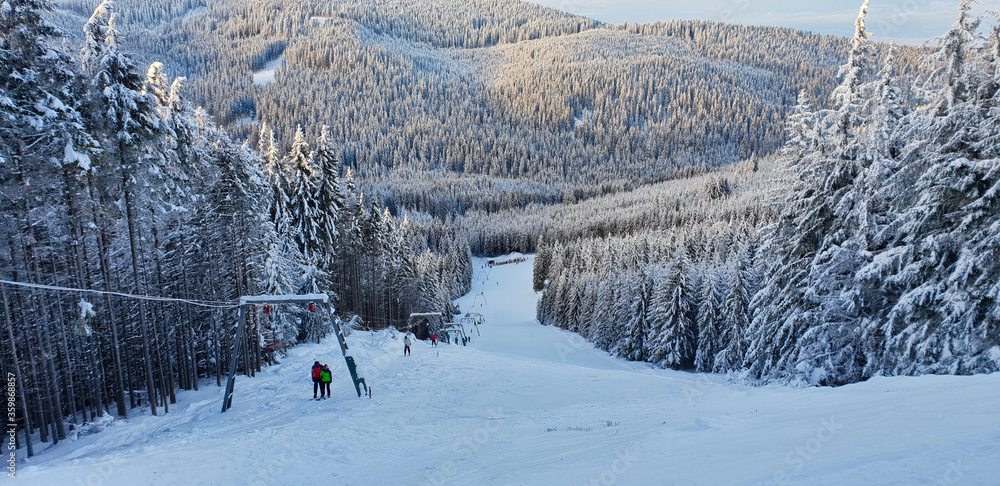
left=0, top=279, right=241, bottom=309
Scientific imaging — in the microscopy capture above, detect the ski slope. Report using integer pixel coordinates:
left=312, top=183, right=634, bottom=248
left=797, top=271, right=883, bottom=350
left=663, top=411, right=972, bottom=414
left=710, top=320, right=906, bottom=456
left=13, top=255, right=1000, bottom=485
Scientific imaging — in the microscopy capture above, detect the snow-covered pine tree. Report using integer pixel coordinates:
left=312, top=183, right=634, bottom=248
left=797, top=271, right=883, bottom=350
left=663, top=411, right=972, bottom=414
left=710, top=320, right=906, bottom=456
left=874, top=1, right=1000, bottom=376
left=82, top=0, right=164, bottom=415
left=614, top=272, right=651, bottom=362
left=781, top=91, right=817, bottom=158
left=312, top=126, right=343, bottom=284
left=694, top=266, right=722, bottom=372
left=650, top=258, right=695, bottom=369
left=533, top=244, right=551, bottom=292
left=720, top=245, right=752, bottom=373
left=286, top=126, right=322, bottom=262
left=747, top=0, right=875, bottom=382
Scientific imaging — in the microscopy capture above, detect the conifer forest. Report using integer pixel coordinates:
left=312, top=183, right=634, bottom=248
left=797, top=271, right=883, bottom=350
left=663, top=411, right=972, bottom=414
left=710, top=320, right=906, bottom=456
left=2, top=0, right=998, bottom=459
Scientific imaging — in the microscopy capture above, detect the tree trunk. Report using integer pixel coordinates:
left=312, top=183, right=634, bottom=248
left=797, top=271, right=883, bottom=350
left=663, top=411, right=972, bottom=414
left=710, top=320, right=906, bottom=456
left=2, top=284, right=34, bottom=457
left=53, top=293, right=80, bottom=425
left=122, top=166, right=158, bottom=417
left=86, top=175, right=128, bottom=417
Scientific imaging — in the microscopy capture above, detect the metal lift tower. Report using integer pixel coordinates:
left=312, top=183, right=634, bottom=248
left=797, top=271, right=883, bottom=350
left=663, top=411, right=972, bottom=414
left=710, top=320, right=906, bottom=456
left=221, top=294, right=368, bottom=413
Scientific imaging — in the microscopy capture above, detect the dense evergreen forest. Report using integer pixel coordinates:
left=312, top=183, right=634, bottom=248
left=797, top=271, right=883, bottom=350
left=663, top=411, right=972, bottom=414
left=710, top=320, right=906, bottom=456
left=535, top=1, right=1000, bottom=385
left=47, top=0, right=927, bottom=221
left=1, top=0, right=469, bottom=454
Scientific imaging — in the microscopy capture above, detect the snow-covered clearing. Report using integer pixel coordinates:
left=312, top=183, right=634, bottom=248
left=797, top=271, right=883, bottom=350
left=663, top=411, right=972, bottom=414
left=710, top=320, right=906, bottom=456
left=13, top=255, right=1000, bottom=485
left=252, top=57, right=284, bottom=86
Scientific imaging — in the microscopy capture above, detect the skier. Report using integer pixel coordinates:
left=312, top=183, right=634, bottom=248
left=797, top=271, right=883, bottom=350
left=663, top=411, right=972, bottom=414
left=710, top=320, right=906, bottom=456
left=430, top=333, right=437, bottom=347
left=320, top=364, right=333, bottom=399
left=403, top=334, right=411, bottom=356
left=311, top=361, right=323, bottom=399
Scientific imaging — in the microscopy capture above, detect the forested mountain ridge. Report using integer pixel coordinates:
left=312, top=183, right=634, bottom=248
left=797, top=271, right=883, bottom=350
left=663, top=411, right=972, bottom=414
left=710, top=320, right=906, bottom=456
left=48, top=0, right=922, bottom=216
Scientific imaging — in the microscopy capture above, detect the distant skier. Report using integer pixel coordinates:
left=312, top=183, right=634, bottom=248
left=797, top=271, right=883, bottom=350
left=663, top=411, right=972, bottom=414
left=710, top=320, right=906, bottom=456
left=431, top=333, right=437, bottom=347
left=320, top=364, right=333, bottom=399
left=403, top=334, right=412, bottom=356
left=311, top=361, right=323, bottom=399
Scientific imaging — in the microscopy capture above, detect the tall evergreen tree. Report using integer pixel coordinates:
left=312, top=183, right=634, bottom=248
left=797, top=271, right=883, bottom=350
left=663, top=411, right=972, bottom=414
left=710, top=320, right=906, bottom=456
left=83, top=1, right=164, bottom=415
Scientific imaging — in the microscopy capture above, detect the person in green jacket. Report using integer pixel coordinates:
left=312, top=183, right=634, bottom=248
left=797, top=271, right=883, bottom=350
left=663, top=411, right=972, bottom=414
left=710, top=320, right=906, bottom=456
left=320, top=364, right=333, bottom=399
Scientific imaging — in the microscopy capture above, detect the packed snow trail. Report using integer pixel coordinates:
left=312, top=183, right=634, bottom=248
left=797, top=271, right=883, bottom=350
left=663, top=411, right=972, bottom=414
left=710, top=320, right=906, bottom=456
left=13, top=255, right=1000, bottom=485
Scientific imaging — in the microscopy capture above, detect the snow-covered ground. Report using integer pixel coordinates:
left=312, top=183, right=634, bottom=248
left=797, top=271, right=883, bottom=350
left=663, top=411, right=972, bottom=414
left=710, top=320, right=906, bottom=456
left=252, top=57, right=284, bottom=86
left=12, top=255, right=1000, bottom=485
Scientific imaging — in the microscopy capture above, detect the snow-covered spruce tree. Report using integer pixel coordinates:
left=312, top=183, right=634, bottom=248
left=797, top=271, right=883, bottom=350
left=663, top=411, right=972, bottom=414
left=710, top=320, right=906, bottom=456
left=614, top=271, right=652, bottom=362
left=286, top=126, right=322, bottom=263
left=824, top=42, right=909, bottom=379
left=540, top=273, right=567, bottom=327
left=532, top=243, right=551, bottom=291
left=82, top=1, right=164, bottom=415
left=872, top=1, right=1000, bottom=376
left=312, top=125, right=344, bottom=287
left=564, top=270, right=585, bottom=333
left=649, top=259, right=695, bottom=369
left=978, top=16, right=1000, bottom=157
left=0, top=0, right=90, bottom=169
left=577, top=276, right=599, bottom=340
left=747, top=0, right=876, bottom=384
left=593, top=275, right=624, bottom=353
left=694, top=266, right=723, bottom=372
left=1, top=0, right=104, bottom=436
left=717, top=247, right=752, bottom=373
left=781, top=91, right=817, bottom=158
left=217, top=137, right=302, bottom=346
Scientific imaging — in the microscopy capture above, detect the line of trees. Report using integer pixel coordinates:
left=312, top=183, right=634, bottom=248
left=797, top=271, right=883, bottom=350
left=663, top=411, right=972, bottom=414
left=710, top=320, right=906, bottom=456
left=1, top=0, right=469, bottom=456
left=533, top=1, right=1000, bottom=386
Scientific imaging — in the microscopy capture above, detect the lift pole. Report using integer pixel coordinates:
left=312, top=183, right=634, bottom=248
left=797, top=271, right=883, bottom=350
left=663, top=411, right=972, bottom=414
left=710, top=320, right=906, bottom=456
left=222, top=294, right=368, bottom=412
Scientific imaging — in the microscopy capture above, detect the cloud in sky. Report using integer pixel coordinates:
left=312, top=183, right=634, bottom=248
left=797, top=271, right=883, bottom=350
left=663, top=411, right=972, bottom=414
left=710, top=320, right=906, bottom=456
left=524, top=0, right=994, bottom=45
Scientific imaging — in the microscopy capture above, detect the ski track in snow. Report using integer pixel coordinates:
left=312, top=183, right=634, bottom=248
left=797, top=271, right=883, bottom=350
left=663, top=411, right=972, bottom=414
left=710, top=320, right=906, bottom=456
left=12, top=255, right=1000, bottom=485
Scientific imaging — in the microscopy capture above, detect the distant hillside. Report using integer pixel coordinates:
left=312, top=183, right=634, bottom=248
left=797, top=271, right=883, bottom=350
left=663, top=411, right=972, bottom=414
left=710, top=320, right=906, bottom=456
left=48, top=0, right=920, bottom=211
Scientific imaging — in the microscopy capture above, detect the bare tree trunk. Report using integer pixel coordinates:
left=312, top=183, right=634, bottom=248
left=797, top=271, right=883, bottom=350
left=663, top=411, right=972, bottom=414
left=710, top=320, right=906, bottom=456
left=122, top=170, right=157, bottom=417
left=20, top=241, right=67, bottom=441
left=208, top=261, right=223, bottom=386
left=145, top=230, right=175, bottom=409
left=53, top=294, right=80, bottom=425
left=86, top=175, right=128, bottom=417
left=2, top=284, right=34, bottom=457
left=77, top=225, right=106, bottom=419
left=9, top=260, right=47, bottom=444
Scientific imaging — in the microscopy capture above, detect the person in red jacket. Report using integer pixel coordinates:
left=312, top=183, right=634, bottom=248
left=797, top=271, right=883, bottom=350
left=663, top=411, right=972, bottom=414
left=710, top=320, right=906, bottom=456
left=430, top=333, right=437, bottom=347
left=311, top=361, right=323, bottom=399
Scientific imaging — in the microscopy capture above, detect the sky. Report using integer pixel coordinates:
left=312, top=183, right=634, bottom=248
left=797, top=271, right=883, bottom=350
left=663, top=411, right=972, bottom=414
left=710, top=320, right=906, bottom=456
left=522, top=0, right=994, bottom=45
